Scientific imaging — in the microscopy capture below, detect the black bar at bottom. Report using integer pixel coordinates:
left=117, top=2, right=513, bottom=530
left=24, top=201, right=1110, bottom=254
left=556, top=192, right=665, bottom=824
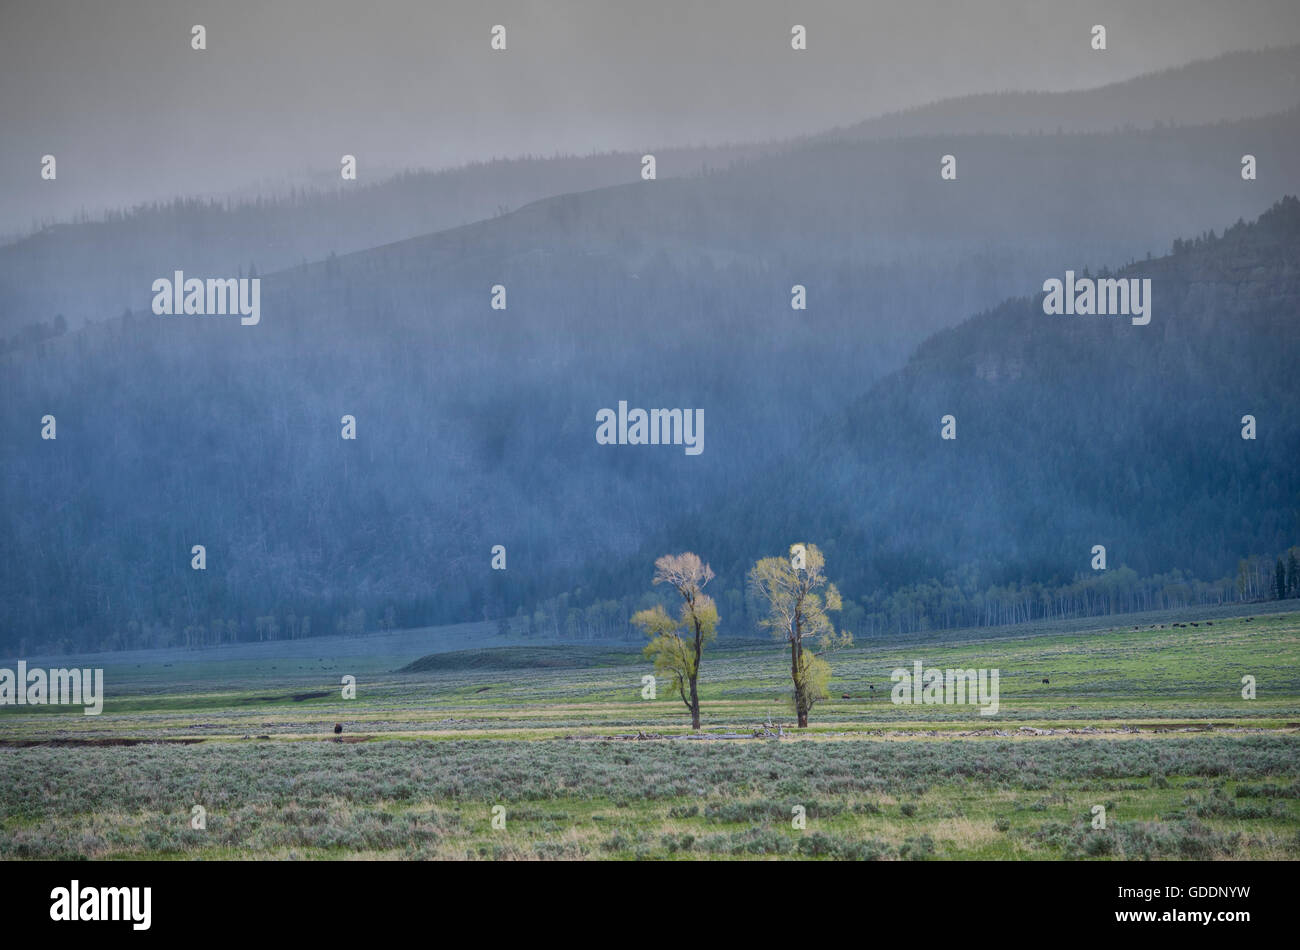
left=0, top=859, right=1288, bottom=938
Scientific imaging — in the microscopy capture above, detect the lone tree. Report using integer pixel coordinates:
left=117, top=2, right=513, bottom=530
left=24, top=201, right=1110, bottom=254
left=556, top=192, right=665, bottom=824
left=748, top=543, right=852, bottom=728
left=631, top=553, right=718, bottom=731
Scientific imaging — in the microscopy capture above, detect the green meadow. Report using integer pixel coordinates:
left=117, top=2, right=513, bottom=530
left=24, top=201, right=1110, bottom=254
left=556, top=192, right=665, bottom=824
left=2, top=607, right=1298, bottom=860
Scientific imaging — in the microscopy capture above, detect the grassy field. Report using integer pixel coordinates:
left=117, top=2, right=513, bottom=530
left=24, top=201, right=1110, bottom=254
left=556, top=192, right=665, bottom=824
left=2, top=607, right=1298, bottom=860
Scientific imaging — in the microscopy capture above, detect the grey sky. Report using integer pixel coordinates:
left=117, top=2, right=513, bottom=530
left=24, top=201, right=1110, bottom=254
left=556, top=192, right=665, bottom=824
left=2, top=0, right=1299, bottom=237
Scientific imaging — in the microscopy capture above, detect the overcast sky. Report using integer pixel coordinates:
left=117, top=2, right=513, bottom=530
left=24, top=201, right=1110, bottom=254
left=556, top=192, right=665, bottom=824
left=2, top=0, right=1299, bottom=238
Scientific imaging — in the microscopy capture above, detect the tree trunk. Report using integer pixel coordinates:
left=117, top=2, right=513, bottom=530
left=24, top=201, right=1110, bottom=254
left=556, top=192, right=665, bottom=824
left=791, top=634, right=808, bottom=728
left=690, top=618, right=703, bottom=730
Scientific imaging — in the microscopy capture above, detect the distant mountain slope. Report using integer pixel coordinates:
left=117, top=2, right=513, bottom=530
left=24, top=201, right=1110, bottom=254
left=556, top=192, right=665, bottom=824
left=2, top=114, right=1298, bottom=653
left=821, top=45, right=1300, bottom=142
left=3, top=45, right=1298, bottom=336
left=632, top=197, right=1300, bottom=621
left=0, top=142, right=767, bottom=337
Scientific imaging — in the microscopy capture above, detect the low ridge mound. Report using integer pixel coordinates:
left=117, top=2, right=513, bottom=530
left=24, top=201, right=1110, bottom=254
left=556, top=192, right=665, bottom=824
left=398, top=645, right=632, bottom=674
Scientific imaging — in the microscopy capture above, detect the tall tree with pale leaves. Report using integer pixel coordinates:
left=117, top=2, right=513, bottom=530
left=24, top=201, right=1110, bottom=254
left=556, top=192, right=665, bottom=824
left=748, top=543, right=851, bottom=728
left=631, top=552, right=718, bottom=731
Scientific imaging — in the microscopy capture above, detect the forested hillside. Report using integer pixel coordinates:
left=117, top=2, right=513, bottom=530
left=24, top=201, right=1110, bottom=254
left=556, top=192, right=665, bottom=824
left=0, top=141, right=764, bottom=340
left=613, top=197, right=1300, bottom=637
left=2, top=69, right=1298, bottom=653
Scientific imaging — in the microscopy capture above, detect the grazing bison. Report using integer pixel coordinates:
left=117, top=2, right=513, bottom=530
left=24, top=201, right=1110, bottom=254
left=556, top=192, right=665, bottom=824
left=1042, top=678, right=1050, bottom=685
left=1190, top=622, right=1198, bottom=627
left=842, top=693, right=852, bottom=700
left=333, top=723, right=342, bottom=735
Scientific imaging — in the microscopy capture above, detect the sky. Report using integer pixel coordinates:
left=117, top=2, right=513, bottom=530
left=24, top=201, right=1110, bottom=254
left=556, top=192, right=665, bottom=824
left=2, top=0, right=1299, bottom=238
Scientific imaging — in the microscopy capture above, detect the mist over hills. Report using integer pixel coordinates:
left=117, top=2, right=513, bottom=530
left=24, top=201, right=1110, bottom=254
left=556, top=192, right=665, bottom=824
left=3, top=183, right=1297, bottom=653
left=2, top=48, right=1298, bottom=654
left=626, top=197, right=1300, bottom=635
left=3, top=45, right=1298, bottom=338
left=0, top=142, right=766, bottom=340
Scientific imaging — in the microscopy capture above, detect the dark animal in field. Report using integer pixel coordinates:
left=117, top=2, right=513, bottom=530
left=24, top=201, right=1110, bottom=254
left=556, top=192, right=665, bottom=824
left=1206, top=621, right=1213, bottom=626
left=841, top=694, right=851, bottom=699
left=333, top=723, right=342, bottom=735
left=1190, top=622, right=1198, bottom=627
left=1042, top=678, right=1050, bottom=685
